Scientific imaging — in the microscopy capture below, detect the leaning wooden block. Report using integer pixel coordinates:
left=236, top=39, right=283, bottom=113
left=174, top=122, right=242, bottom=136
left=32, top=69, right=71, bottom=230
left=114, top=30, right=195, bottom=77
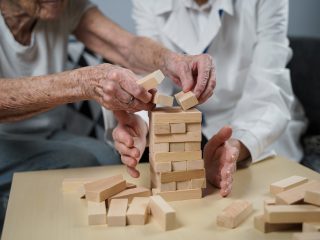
left=153, top=151, right=202, bottom=162
left=172, top=161, right=187, bottom=171
left=187, top=159, right=204, bottom=170
left=84, top=175, right=126, bottom=202
left=254, top=214, right=301, bottom=233
left=137, top=70, right=164, bottom=90
left=170, top=123, right=186, bottom=134
left=160, top=169, right=205, bottom=183
left=107, top=199, right=128, bottom=227
left=304, top=190, right=320, bottom=206
left=153, top=93, right=174, bottom=107
left=185, top=142, right=201, bottom=151
left=127, top=197, right=150, bottom=225
left=303, top=222, right=320, bottom=232
left=292, top=232, right=320, bottom=240
left=217, top=200, right=253, bottom=229
left=175, top=91, right=199, bottom=110
left=107, top=186, right=151, bottom=206
left=152, top=188, right=202, bottom=201
left=151, top=107, right=201, bottom=124
left=264, top=204, right=320, bottom=223
left=270, top=176, right=308, bottom=195
left=275, top=180, right=320, bottom=205
left=190, top=178, right=206, bottom=189
left=87, top=201, right=107, bottom=225
left=149, top=195, right=176, bottom=231
left=154, top=123, right=170, bottom=135
left=169, top=142, right=185, bottom=152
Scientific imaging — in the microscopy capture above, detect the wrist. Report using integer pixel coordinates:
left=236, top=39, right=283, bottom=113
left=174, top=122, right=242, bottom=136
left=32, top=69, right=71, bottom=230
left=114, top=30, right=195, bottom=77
left=229, top=138, right=250, bottom=162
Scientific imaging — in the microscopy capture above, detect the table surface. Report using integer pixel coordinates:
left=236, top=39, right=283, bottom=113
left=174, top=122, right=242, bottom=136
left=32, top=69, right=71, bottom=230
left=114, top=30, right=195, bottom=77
left=2, top=156, right=320, bottom=240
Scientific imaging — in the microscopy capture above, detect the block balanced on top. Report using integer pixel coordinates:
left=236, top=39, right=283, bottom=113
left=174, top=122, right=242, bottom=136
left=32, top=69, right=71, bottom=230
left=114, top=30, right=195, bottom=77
left=149, top=106, right=205, bottom=201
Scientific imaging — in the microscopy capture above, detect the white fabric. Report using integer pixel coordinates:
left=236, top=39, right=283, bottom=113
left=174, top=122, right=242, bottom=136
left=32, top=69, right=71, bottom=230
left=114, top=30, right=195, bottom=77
left=128, top=0, right=306, bottom=162
left=0, top=0, right=94, bottom=136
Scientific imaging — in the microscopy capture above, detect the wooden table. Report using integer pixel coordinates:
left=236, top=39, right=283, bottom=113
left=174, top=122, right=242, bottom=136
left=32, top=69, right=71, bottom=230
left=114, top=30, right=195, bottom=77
left=1, top=157, right=320, bottom=240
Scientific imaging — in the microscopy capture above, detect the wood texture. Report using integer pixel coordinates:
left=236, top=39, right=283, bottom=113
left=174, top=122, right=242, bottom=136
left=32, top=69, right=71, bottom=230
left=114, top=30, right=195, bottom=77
left=126, top=197, right=150, bottom=225
left=175, top=91, right=199, bottom=110
left=190, top=178, right=206, bottom=189
left=270, top=175, right=308, bottom=195
left=303, top=222, right=320, bottom=232
left=137, top=70, right=164, bottom=90
left=186, top=123, right=201, bottom=132
left=152, top=151, right=202, bottom=162
left=169, top=142, right=185, bottom=152
left=62, top=177, right=100, bottom=192
left=150, top=158, right=172, bottom=173
left=87, top=201, right=107, bottom=225
left=304, top=189, right=320, bottom=206
left=254, top=214, right=301, bottom=233
left=152, top=143, right=170, bottom=153
left=170, top=123, right=186, bottom=133
left=107, top=186, right=151, bottom=206
left=185, top=142, right=201, bottom=151
left=107, top=199, right=128, bottom=227
left=171, top=161, right=187, bottom=171
left=152, top=188, right=202, bottom=201
left=160, top=169, right=205, bottom=183
left=152, top=93, right=174, bottom=107
left=153, top=131, right=201, bottom=143
left=151, top=107, right=201, bottom=124
left=154, top=123, right=170, bottom=135
left=186, top=159, right=204, bottom=170
left=176, top=181, right=190, bottom=190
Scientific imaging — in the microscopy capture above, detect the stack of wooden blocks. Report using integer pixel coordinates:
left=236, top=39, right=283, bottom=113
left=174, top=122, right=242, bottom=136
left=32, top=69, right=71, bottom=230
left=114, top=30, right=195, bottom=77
left=149, top=107, right=205, bottom=201
left=254, top=175, right=320, bottom=239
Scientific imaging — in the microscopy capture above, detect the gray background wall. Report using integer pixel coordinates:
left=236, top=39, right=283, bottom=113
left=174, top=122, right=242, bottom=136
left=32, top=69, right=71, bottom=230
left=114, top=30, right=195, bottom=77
left=91, top=0, right=320, bottom=38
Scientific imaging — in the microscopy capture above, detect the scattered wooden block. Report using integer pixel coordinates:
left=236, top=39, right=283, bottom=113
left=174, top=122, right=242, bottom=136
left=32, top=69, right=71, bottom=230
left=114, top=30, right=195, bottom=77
left=275, top=180, right=320, bottom=205
left=270, top=176, right=308, bottom=195
left=107, top=199, right=128, bottom=227
left=84, top=175, right=126, bottom=202
left=175, top=91, right=199, bottom=110
left=176, top=181, right=190, bottom=190
left=62, top=177, right=100, bottom=193
left=152, top=93, right=174, bottom=107
left=154, top=123, right=170, bottom=135
left=150, top=158, right=172, bottom=172
left=303, top=222, right=320, bottom=232
left=169, top=142, right=185, bottom=152
left=185, top=142, right=201, bottom=151
left=153, top=131, right=201, bottom=143
left=186, top=123, right=201, bottom=132
left=292, top=232, right=320, bottom=240
left=160, top=169, right=205, bottom=183
left=107, top=186, right=151, bottom=206
left=137, top=70, right=164, bottom=90
left=304, top=190, right=320, bottom=206
left=152, top=151, right=202, bottom=162
left=151, top=107, right=201, bottom=124
left=127, top=197, right=150, bottom=225
left=187, top=159, right=204, bottom=170
left=152, top=143, right=169, bottom=153
left=87, top=201, right=107, bottom=225
left=217, top=200, right=253, bottom=229
left=190, top=178, right=206, bottom=189
left=254, top=214, right=301, bottom=233
left=264, top=204, right=320, bottom=223
left=172, top=161, right=187, bottom=171
left=170, top=123, right=186, bottom=133
left=149, top=195, right=176, bottom=231
left=152, top=188, right=202, bottom=201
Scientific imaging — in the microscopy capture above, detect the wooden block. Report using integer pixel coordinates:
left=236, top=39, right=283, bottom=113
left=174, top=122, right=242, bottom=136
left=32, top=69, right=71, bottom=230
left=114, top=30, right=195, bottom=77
left=292, top=232, right=320, bottom=240
left=264, top=198, right=276, bottom=206
left=153, top=131, right=201, bottom=143
left=151, top=107, right=201, bottom=124
left=150, top=158, right=172, bottom=173
left=107, top=199, right=128, bottom=227
left=160, top=169, right=205, bottom=183
left=303, top=222, right=320, bottom=232
left=154, top=123, right=170, bottom=135
left=217, top=200, right=253, bottom=229
left=185, top=142, right=201, bottom=151
left=270, top=176, right=308, bottom=195
left=152, top=143, right=169, bottom=153
left=172, top=161, right=187, bottom=171
left=170, top=123, right=186, bottom=133
left=186, top=123, right=201, bottom=132
left=126, top=197, right=150, bottom=225
left=126, top=182, right=137, bottom=189
left=305, top=190, right=320, bottom=206
left=275, top=180, right=320, bottom=205
left=152, top=151, right=202, bottom=162
left=107, top=186, right=151, bottom=206
left=149, top=195, right=176, bottom=231
left=187, top=159, right=204, bottom=170
left=87, top=201, right=107, bottom=225
left=264, top=204, right=320, bottom=223
left=137, top=70, right=164, bottom=90
left=176, top=181, right=190, bottom=190
left=254, top=214, right=301, bottom=233
left=159, top=182, right=176, bottom=192
left=190, top=178, right=206, bottom=189
left=84, top=175, right=126, bottom=202
left=153, top=93, right=174, bottom=107
left=175, top=91, right=199, bottom=110
left=169, top=142, right=185, bottom=152
left=152, top=188, right=202, bottom=201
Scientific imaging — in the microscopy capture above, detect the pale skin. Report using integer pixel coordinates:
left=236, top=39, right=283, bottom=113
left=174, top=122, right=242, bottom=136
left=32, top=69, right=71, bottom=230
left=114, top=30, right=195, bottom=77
left=0, top=0, right=215, bottom=122
left=113, top=0, right=251, bottom=197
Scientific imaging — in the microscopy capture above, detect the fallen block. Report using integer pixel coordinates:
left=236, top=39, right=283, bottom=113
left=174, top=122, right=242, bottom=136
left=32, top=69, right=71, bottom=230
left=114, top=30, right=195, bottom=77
left=137, top=70, right=164, bottom=90
left=304, top=189, right=320, bottom=206
left=107, top=199, right=128, bottom=227
left=303, top=222, right=320, bottom=232
left=152, top=188, right=202, bottom=201
left=87, top=201, right=107, bottom=225
left=152, top=93, right=174, bottom=107
left=127, top=197, right=150, bottom=225
left=292, top=232, right=320, bottom=240
left=254, top=214, right=301, bottom=233
left=270, top=176, right=308, bottom=195
left=149, top=195, right=176, bottom=231
left=107, top=186, right=151, bottom=206
left=217, top=200, right=253, bottom=229
left=175, top=91, right=199, bottom=110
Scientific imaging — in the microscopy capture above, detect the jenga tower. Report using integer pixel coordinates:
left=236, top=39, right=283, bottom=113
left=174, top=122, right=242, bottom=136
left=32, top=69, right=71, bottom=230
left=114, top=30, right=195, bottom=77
left=149, top=107, right=205, bottom=201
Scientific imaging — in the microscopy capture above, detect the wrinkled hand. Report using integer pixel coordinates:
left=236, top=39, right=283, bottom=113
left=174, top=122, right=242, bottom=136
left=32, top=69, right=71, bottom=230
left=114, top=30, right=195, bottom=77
left=204, top=126, right=240, bottom=197
left=79, top=64, right=154, bottom=112
left=163, top=52, right=216, bottom=104
left=112, top=111, right=148, bottom=178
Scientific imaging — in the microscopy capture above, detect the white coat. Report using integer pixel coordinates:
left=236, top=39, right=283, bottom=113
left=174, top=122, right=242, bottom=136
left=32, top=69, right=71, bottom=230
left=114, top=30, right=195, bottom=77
left=127, top=0, right=307, bottom=163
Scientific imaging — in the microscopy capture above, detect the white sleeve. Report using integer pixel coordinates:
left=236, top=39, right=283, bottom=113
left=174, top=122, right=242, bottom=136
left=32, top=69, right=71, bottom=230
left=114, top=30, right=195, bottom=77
left=231, top=0, right=293, bottom=162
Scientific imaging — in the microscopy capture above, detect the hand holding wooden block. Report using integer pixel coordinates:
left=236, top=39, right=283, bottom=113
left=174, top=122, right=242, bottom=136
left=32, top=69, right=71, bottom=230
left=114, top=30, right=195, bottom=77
left=152, top=93, right=174, bottom=107
left=175, top=91, right=199, bottom=110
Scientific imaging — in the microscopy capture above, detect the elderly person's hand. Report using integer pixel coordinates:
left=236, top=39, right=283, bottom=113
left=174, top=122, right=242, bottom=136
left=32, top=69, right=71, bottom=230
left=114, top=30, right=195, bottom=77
left=204, top=126, right=250, bottom=197
left=163, top=53, right=216, bottom=104
left=78, top=64, right=155, bottom=112
left=112, top=111, right=148, bottom=177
